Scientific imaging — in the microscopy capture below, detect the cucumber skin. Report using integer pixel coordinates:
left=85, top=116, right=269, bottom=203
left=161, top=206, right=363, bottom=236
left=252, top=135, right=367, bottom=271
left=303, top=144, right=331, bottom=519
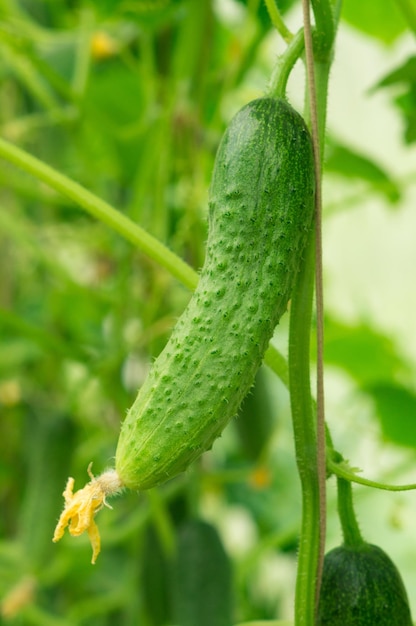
left=116, top=97, right=315, bottom=490
left=317, top=543, right=413, bottom=625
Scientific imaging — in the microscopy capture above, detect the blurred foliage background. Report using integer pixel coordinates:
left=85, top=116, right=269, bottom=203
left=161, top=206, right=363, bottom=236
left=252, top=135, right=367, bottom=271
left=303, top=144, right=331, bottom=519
left=0, top=0, right=416, bottom=624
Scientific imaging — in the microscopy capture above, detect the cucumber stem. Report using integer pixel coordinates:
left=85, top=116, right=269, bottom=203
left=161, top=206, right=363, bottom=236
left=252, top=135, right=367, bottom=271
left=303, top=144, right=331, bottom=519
left=268, top=28, right=305, bottom=98
left=337, top=477, right=365, bottom=547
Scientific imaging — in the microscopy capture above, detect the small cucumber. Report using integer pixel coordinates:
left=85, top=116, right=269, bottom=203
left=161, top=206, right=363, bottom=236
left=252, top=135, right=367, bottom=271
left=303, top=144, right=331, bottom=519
left=171, top=519, right=233, bottom=626
left=317, top=542, right=413, bottom=625
left=116, top=97, right=315, bottom=490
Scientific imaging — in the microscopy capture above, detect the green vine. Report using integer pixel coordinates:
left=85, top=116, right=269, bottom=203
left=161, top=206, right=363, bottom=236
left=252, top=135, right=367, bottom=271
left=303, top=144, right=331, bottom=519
left=336, top=476, right=364, bottom=547
left=268, top=28, right=305, bottom=98
left=288, top=232, right=318, bottom=625
left=264, top=0, right=294, bottom=42
left=0, top=137, right=197, bottom=290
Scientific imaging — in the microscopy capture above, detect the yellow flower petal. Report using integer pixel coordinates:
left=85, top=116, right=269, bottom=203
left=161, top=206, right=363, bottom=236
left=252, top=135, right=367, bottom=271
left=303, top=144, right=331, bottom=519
left=53, top=464, right=123, bottom=564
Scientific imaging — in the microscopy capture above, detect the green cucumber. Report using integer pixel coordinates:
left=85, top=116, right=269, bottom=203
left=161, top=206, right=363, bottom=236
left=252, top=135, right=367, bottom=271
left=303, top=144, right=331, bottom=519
left=116, top=97, right=315, bottom=490
left=317, top=543, right=413, bottom=625
left=172, top=519, right=233, bottom=626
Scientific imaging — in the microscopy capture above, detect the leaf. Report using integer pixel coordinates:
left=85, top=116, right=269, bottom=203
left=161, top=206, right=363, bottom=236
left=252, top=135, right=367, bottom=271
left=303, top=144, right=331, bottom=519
left=322, top=317, right=409, bottom=386
left=86, top=60, right=146, bottom=129
left=395, top=86, right=416, bottom=143
left=324, top=138, right=401, bottom=203
left=341, top=0, right=407, bottom=44
left=376, top=56, right=416, bottom=87
left=374, top=56, right=416, bottom=144
left=235, top=366, right=276, bottom=461
left=365, top=382, right=416, bottom=448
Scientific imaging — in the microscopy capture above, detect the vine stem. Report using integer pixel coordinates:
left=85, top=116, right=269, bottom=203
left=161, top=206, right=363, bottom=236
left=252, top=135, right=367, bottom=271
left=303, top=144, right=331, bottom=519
left=327, top=453, right=416, bottom=492
left=302, top=0, right=327, bottom=607
left=264, top=0, right=293, bottom=42
left=289, top=233, right=318, bottom=626
left=0, top=135, right=293, bottom=388
left=337, top=477, right=364, bottom=547
left=0, top=136, right=197, bottom=291
left=268, top=28, right=305, bottom=98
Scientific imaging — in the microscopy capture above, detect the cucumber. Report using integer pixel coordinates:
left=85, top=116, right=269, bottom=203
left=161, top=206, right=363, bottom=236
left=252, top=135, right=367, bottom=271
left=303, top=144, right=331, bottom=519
left=317, top=542, right=413, bottom=625
left=171, top=519, right=233, bottom=626
left=116, top=97, right=315, bottom=490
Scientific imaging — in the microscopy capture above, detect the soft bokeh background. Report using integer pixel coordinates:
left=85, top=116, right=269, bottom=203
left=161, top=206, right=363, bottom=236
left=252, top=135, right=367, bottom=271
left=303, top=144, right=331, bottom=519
left=1, top=0, right=416, bottom=623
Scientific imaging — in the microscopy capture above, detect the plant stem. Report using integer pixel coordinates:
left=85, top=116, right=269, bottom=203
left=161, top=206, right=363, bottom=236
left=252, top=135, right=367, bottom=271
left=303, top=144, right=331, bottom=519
left=337, top=477, right=364, bottom=547
left=264, top=0, right=293, bottom=42
left=0, top=136, right=295, bottom=392
left=310, top=0, right=335, bottom=60
left=327, top=452, right=416, bottom=492
left=146, top=488, right=176, bottom=558
left=289, top=233, right=318, bottom=626
left=302, top=0, right=328, bottom=611
left=0, top=136, right=198, bottom=291
left=268, top=28, right=305, bottom=98
left=264, top=344, right=289, bottom=388
left=288, top=0, right=336, bottom=618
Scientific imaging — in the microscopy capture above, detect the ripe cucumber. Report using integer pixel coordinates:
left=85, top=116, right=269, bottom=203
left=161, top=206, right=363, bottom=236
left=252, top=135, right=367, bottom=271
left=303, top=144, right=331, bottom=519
left=116, top=97, right=315, bottom=490
left=317, top=543, right=413, bottom=625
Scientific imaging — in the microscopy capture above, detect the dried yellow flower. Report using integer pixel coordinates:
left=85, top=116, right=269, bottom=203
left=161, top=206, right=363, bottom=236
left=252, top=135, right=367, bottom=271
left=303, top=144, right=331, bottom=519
left=53, top=463, right=123, bottom=564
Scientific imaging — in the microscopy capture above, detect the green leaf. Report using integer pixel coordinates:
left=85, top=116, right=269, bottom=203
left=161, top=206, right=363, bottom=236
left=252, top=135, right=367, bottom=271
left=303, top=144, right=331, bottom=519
left=324, top=138, right=401, bottom=203
left=374, top=56, right=416, bottom=144
left=235, top=366, right=276, bottom=461
left=376, top=56, right=416, bottom=87
left=86, top=60, right=146, bottom=129
left=395, top=86, right=416, bottom=143
left=341, top=0, right=407, bottom=44
left=366, top=382, right=416, bottom=448
left=322, top=317, right=409, bottom=386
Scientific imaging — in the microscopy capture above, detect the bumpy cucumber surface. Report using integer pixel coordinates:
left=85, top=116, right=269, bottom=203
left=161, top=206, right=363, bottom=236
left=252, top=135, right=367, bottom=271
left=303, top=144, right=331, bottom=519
left=317, top=543, right=413, bottom=625
left=116, top=97, right=315, bottom=490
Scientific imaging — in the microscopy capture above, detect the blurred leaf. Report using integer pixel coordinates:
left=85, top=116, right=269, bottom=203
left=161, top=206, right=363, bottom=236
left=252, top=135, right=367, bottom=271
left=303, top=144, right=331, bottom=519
left=366, top=382, right=416, bottom=447
left=235, top=366, right=277, bottom=461
left=86, top=60, right=146, bottom=130
left=395, top=86, right=416, bottom=143
left=341, top=0, right=407, bottom=44
left=172, top=519, right=233, bottom=626
left=323, top=317, right=409, bottom=386
left=376, top=56, right=416, bottom=86
left=324, top=138, right=401, bottom=203
left=374, top=56, right=416, bottom=144
left=18, top=412, right=76, bottom=568
left=234, top=622, right=293, bottom=626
